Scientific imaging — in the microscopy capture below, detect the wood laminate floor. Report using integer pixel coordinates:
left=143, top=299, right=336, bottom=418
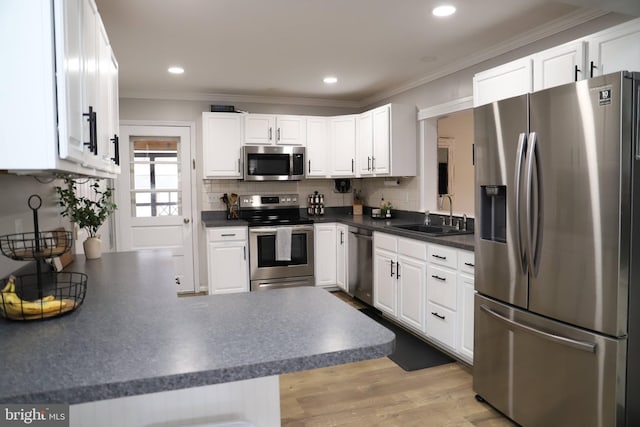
left=280, top=292, right=515, bottom=426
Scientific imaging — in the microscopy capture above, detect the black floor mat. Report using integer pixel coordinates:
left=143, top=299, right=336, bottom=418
left=360, top=307, right=455, bottom=371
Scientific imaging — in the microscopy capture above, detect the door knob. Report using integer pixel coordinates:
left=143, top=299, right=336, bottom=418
left=183, top=218, right=190, bottom=224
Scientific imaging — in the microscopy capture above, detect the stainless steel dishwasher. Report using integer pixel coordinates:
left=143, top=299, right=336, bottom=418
left=348, top=227, right=373, bottom=305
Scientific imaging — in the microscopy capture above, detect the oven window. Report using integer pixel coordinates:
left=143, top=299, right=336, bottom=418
left=247, top=154, right=290, bottom=176
left=256, top=233, right=307, bottom=267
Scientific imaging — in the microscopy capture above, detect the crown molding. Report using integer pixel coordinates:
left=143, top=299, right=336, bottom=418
left=120, top=90, right=361, bottom=109
left=359, top=8, right=609, bottom=107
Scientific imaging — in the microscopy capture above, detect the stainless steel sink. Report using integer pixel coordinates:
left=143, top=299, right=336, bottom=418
left=393, top=224, right=473, bottom=236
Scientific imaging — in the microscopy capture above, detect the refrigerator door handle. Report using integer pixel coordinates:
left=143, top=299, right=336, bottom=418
left=525, top=132, right=544, bottom=276
left=515, top=132, right=528, bottom=273
left=479, top=305, right=597, bottom=353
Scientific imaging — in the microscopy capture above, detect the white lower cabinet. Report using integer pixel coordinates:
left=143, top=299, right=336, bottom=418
left=314, top=223, right=337, bottom=287
left=426, top=244, right=458, bottom=350
left=457, top=250, right=475, bottom=364
left=373, top=232, right=475, bottom=363
left=206, top=227, right=249, bottom=294
left=374, top=233, right=427, bottom=334
left=336, top=224, right=348, bottom=291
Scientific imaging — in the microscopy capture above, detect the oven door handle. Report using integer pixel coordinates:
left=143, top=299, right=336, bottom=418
left=249, top=226, right=313, bottom=234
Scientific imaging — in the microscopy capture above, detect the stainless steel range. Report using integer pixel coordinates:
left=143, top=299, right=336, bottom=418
left=240, top=194, right=314, bottom=291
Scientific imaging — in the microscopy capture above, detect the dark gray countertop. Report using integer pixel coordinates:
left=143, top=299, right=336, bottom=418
left=0, top=251, right=394, bottom=404
left=202, top=210, right=475, bottom=251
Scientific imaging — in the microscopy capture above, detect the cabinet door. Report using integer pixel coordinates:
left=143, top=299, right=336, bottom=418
left=330, top=116, right=356, bottom=176
left=95, top=20, right=115, bottom=171
left=533, top=41, right=586, bottom=91
left=372, top=105, right=390, bottom=175
left=314, top=224, right=337, bottom=287
left=588, top=20, right=640, bottom=77
left=208, top=241, right=249, bottom=294
left=336, top=224, right=348, bottom=291
left=374, top=248, right=397, bottom=317
left=105, top=48, right=120, bottom=172
left=397, top=254, right=426, bottom=333
left=473, top=57, right=533, bottom=107
left=244, top=114, right=276, bottom=145
left=80, top=0, right=100, bottom=167
left=457, top=273, right=475, bottom=363
left=356, top=111, right=373, bottom=176
left=276, top=115, right=306, bottom=146
left=56, top=0, right=87, bottom=164
left=202, top=113, right=243, bottom=178
left=306, top=117, right=329, bottom=177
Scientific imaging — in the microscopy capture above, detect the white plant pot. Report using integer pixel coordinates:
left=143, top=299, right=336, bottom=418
left=83, top=236, right=102, bottom=259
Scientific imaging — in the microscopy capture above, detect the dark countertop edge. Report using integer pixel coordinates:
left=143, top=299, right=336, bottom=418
left=6, top=342, right=394, bottom=404
left=201, top=210, right=475, bottom=251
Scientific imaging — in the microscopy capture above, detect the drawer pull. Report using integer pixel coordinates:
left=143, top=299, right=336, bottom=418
left=464, top=262, right=475, bottom=267
left=431, top=312, right=446, bottom=320
left=431, top=275, right=446, bottom=281
left=432, top=254, right=447, bottom=260
left=221, top=233, right=236, bottom=237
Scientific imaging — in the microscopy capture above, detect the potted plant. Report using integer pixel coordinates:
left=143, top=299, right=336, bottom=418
left=55, top=176, right=117, bottom=259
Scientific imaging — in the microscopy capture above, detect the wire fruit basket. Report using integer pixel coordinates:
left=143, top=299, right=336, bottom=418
left=0, top=195, right=87, bottom=321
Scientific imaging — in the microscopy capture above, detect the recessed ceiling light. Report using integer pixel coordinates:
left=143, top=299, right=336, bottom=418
left=432, top=5, right=456, bottom=17
left=168, top=66, right=184, bottom=74
left=323, top=76, right=338, bottom=84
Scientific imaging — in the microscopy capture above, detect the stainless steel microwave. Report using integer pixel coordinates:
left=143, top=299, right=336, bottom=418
left=243, top=146, right=305, bottom=181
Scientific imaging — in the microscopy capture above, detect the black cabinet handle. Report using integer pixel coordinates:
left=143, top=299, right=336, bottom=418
left=340, top=231, right=344, bottom=245
left=83, top=106, right=97, bottom=154
left=464, top=262, right=475, bottom=268
left=432, top=254, right=447, bottom=260
left=308, top=160, right=311, bottom=174
left=574, top=65, right=580, bottom=82
left=431, top=274, right=446, bottom=281
left=351, top=158, right=354, bottom=173
left=110, top=134, right=120, bottom=165
left=590, top=61, right=596, bottom=78
left=367, top=157, right=371, bottom=171
left=431, top=312, right=446, bottom=320
left=390, top=260, right=395, bottom=277
left=396, top=262, right=401, bottom=278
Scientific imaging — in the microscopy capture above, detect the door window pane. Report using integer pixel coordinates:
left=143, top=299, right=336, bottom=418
left=129, top=138, right=181, bottom=217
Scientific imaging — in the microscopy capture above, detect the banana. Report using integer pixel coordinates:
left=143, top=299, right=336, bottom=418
left=0, top=275, right=67, bottom=317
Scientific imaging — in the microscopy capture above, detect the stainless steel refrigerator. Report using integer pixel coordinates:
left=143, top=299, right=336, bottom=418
left=473, top=71, right=640, bottom=427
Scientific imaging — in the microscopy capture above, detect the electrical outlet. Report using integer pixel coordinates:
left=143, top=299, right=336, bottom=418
left=207, top=193, right=221, bottom=203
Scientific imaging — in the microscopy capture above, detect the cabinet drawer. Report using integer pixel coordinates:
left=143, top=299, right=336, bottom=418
left=458, top=250, right=475, bottom=276
left=426, top=302, right=456, bottom=349
left=428, top=265, right=457, bottom=310
left=428, top=244, right=457, bottom=269
left=374, top=232, right=397, bottom=252
left=207, top=227, right=247, bottom=242
left=398, top=237, right=427, bottom=261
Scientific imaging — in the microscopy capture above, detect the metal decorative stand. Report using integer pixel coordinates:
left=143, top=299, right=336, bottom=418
left=0, top=195, right=87, bottom=320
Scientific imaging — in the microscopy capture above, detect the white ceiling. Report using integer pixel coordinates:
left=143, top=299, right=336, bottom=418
left=95, top=0, right=636, bottom=107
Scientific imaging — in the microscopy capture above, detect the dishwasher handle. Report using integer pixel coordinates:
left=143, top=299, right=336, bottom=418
left=349, top=230, right=373, bottom=241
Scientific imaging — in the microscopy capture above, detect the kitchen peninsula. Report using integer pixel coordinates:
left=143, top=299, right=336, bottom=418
left=0, top=251, right=394, bottom=426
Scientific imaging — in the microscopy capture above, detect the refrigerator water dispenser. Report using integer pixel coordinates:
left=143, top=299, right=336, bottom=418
left=480, top=185, right=506, bottom=243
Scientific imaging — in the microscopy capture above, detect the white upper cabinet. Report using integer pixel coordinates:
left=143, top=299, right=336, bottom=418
left=202, top=113, right=243, bottom=179
left=356, top=110, right=374, bottom=176
left=305, top=116, right=330, bottom=177
left=330, top=115, right=357, bottom=177
left=533, top=41, right=587, bottom=91
left=243, top=114, right=307, bottom=146
left=96, top=19, right=120, bottom=173
left=0, top=0, right=118, bottom=177
left=587, top=18, right=640, bottom=77
left=474, top=18, right=640, bottom=106
left=473, top=57, right=533, bottom=107
left=357, top=104, right=416, bottom=177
